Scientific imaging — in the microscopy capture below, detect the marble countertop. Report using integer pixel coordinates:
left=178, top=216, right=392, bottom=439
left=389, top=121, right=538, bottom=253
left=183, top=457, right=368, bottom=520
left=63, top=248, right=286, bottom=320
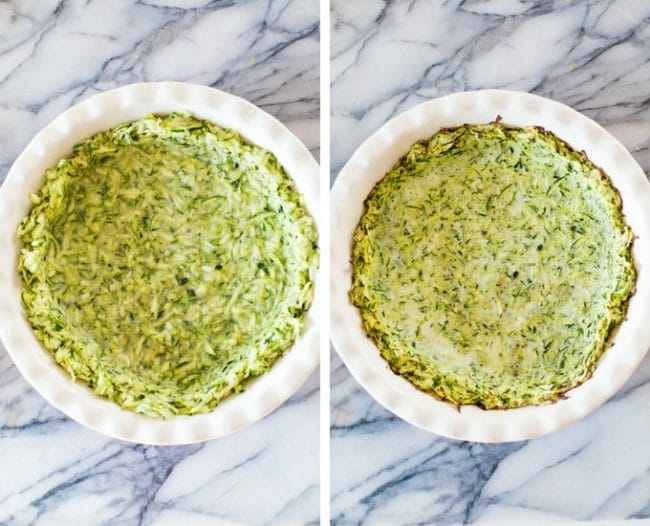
left=331, top=0, right=650, bottom=524
left=0, top=1, right=319, bottom=524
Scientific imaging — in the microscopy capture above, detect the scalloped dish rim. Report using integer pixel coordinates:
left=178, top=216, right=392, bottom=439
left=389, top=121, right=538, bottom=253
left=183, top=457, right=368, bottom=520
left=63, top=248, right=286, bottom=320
left=0, top=81, right=322, bottom=445
left=330, top=89, right=650, bottom=443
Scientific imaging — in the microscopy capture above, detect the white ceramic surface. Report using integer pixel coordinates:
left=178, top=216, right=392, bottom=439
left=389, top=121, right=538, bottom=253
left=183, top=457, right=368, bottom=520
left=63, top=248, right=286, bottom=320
left=0, top=81, right=321, bottom=445
left=330, top=89, right=650, bottom=443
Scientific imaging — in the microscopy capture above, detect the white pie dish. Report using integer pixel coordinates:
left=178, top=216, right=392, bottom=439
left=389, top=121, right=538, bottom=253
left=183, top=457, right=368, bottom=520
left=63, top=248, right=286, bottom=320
left=330, top=89, right=650, bottom=443
left=0, top=81, right=321, bottom=445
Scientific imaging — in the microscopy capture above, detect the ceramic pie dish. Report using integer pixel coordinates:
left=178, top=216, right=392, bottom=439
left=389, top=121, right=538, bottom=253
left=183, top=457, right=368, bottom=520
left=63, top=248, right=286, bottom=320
left=330, top=89, right=650, bottom=442
left=0, top=81, right=321, bottom=445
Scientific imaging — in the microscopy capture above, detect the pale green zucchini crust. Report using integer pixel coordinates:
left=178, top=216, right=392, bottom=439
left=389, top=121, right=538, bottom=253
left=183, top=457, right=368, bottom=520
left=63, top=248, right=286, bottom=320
left=350, top=123, right=635, bottom=409
left=19, top=113, right=318, bottom=418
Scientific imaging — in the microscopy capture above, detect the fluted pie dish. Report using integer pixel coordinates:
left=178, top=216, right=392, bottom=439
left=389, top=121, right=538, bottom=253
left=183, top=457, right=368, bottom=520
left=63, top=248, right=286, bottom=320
left=0, top=82, right=321, bottom=444
left=331, top=90, right=650, bottom=442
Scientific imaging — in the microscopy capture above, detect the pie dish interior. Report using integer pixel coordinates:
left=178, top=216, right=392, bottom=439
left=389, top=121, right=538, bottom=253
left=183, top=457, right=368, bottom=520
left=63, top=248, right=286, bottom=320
left=349, top=122, right=634, bottom=410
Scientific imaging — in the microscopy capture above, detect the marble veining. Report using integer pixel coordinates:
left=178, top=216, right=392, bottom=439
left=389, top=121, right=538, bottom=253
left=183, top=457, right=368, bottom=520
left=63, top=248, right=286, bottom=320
left=331, top=0, right=650, bottom=524
left=331, top=0, right=650, bottom=179
left=0, top=1, right=319, bottom=524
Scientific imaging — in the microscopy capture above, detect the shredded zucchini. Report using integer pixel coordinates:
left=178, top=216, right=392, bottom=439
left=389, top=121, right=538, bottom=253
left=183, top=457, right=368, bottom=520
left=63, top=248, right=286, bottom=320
left=350, top=123, right=635, bottom=409
left=18, top=113, right=318, bottom=418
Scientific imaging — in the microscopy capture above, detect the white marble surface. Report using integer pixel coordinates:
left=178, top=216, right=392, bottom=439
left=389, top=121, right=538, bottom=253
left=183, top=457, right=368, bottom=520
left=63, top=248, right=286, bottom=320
left=0, top=1, right=319, bottom=524
left=331, top=0, right=650, bottom=524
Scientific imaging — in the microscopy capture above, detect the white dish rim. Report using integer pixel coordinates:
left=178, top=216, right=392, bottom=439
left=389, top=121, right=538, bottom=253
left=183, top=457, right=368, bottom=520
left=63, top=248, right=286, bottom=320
left=330, top=89, right=650, bottom=443
left=0, top=81, right=322, bottom=445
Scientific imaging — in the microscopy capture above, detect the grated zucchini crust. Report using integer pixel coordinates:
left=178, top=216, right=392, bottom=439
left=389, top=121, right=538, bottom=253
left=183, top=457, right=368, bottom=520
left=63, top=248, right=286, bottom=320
left=19, top=113, right=318, bottom=418
left=350, top=122, right=635, bottom=409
